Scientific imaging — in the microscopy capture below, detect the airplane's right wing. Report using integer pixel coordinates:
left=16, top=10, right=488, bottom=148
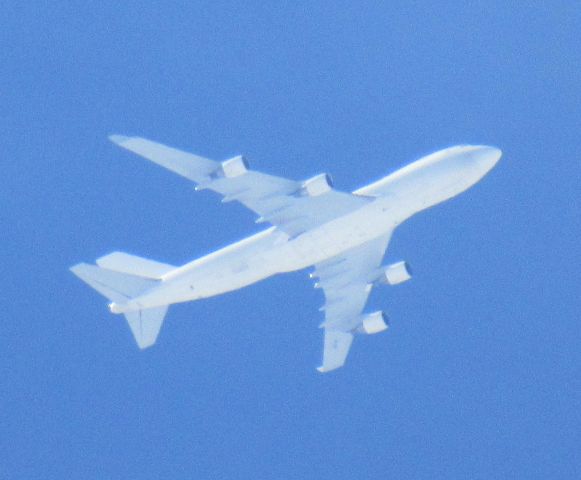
left=109, top=135, right=371, bottom=238
left=311, top=232, right=393, bottom=372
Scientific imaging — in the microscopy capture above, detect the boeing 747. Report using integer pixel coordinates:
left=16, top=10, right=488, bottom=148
left=71, top=136, right=501, bottom=372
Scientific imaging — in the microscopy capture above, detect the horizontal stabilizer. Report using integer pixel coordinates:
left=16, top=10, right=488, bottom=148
left=124, top=306, right=168, bottom=349
left=70, top=263, right=156, bottom=303
left=96, top=252, right=175, bottom=279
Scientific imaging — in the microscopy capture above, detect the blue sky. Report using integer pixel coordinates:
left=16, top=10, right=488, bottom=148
left=1, top=2, right=580, bottom=478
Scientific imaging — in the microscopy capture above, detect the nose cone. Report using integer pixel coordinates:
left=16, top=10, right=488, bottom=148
left=469, top=145, right=502, bottom=172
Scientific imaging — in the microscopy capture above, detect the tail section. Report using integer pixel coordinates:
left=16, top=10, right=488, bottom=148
left=124, top=306, right=168, bottom=349
left=70, top=260, right=171, bottom=349
left=70, top=263, right=156, bottom=303
left=96, top=251, right=175, bottom=279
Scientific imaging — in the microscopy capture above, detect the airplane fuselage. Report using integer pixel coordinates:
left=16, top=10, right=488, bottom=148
left=111, top=145, right=500, bottom=313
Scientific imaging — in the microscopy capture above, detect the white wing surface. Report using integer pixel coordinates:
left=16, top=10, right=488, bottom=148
left=109, top=135, right=370, bottom=237
left=313, top=232, right=392, bottom=372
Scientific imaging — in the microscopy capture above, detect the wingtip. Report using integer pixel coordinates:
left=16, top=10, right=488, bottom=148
left=316, top=366, right=327, bottom=373
left=108, top=134, right=131, bottom=145
left=69, top=262, right=87, bottom=275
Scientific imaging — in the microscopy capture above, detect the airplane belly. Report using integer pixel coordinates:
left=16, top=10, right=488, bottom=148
left=129, top=249, right=279, bottom=309
left=177, top=256, right=276, bottom=300
left=132, top=200, right=398, bottom=308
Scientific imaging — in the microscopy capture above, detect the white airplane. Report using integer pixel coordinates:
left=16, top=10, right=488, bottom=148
left=71, top=136, right=501, bottom=372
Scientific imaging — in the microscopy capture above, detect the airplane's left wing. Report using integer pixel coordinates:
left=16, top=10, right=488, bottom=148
left=312, top=232, right=393, bottom=372
left=109, top=136, right=371, bottom=237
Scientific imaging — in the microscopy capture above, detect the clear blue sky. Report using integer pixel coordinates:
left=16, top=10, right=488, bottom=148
left=2, top=2, right=580, bottom=478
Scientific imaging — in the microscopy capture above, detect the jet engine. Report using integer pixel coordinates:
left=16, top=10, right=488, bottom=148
left=356, top=311, right=389, bottom=335
left=379, top=261, right=412, bottom=285
left=219, top=155, right=249, bottom=178
left=300, top=173, right=333, bottom=197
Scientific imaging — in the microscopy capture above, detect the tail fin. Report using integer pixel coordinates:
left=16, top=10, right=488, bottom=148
left=124, top=306, right=168, bottom=349
left=70, top=262, right=169, bottom=349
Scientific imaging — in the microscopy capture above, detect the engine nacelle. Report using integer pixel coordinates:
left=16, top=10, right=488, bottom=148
left=219, top=155, right=249, bottom=178
left=300, top=173, right=333, bottom=197
left=356, top=311, right=389, bottom=335
left=379, top=261, right=412, bottom=285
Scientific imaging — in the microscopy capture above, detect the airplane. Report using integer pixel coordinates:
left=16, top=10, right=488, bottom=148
left=71, top=136, right=501, bottom=372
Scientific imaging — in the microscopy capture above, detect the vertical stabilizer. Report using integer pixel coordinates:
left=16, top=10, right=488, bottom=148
left=124, top=306, right=169, bottom=349
left=70, top=262, right=170, bottom=349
